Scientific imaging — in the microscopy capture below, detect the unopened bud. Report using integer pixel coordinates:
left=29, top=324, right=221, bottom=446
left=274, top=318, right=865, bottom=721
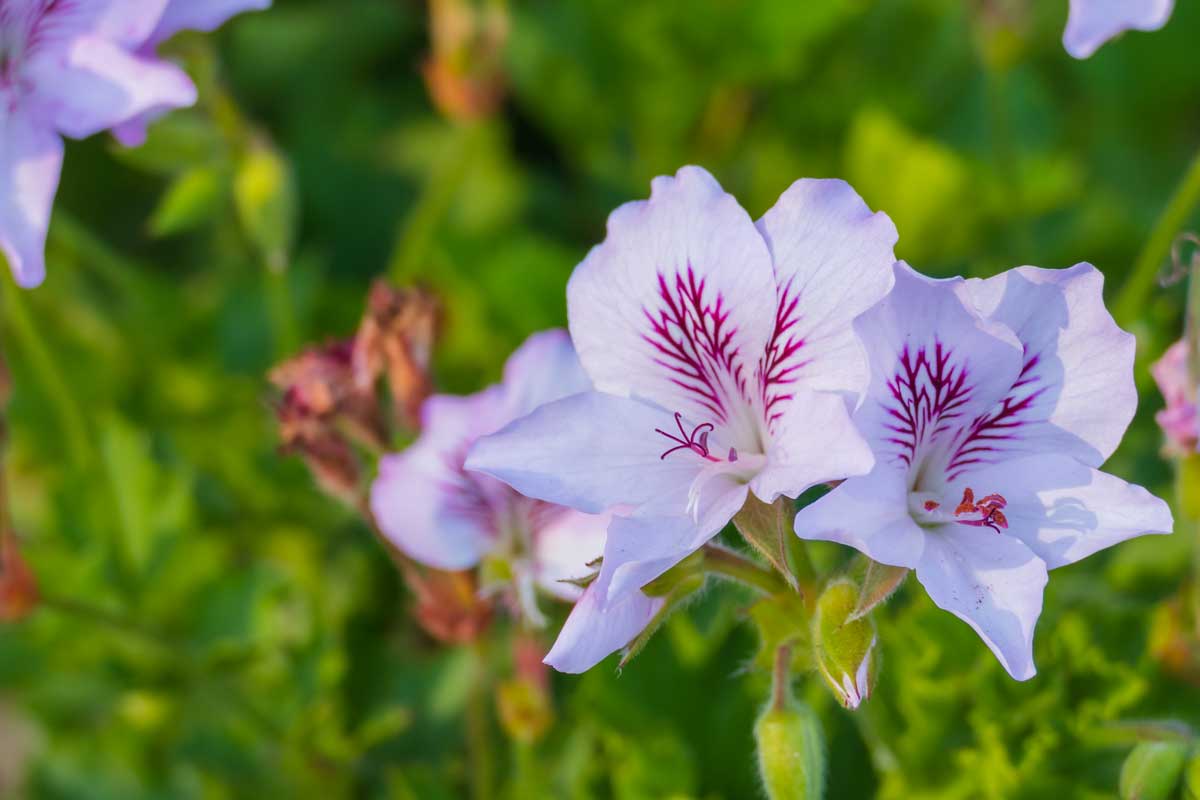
left=1119, top=741, right=1189, bottom=800
left=423, top=0, right=509, bottom=121
left=496, top=677, right=553, bottom=744
left=813, top=579, right=877, bottom=710
left=755, top=697, right=825, bottom=800
left=0, top=532, right=37, bottom=622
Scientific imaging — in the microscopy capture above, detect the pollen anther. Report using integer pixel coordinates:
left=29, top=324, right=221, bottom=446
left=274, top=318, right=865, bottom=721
left=952, top=487, right=1009, bottom=534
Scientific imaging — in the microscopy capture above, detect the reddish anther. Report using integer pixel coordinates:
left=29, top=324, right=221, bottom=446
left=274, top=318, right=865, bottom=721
left=952, top=487, right=1009, bottom=534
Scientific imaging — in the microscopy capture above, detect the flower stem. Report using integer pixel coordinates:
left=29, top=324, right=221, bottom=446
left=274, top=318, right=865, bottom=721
left=703, top=543, right=789, bottom=595
left=466, top=640, right=497, bottom=800
left=0, top=277, right=93, bottom=467
left=1114, top=143, right=1200, bottom=328
left=771, top=643, right=792, bottom=712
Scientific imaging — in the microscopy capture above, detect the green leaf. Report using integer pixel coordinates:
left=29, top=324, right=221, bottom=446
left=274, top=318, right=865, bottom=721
left=149, top=166, right=227, bottom=237
left=849, top=560, right=908, bottom=622
left=1119, top=741, right=1189, bottom=800
left=732, top=495, right=798, bottom=589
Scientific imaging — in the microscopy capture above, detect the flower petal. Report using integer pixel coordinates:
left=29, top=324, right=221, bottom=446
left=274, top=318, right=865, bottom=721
left=948, top=454, right=1174, bottom=570
left=501, top=329, right=592, bottom=419
left=0, top=111, right=63, bottom=288
left=370, top=390, right=509, bottom=569
left=600, top=479, right=749, bottom=601
left=148, top=0, right=271, bottom=46
left=466, top=391, right=705, bottom=516
left=533, top=509, right=608, bottom=601
left=750, top=388, right=875, bottom=503
left=544, top=580, right=665, bottom=673
left=566, top=166, right=776, bottom=447
left=26, top=35, right=196, bottom=140
left=964, top=264, right=1135, bottom=467
left=1064, top=0, right=1174, bottom=58
left=853, top=263, right=1025, bottom=475
left=793, top=465, right=927, bottom=569
left=915, top=527, right=1047, bottom=681
left=755, top=178, right=897, bottom=412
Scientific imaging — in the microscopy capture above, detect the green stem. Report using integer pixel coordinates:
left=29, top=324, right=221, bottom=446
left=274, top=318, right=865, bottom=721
left=387, top=124, right=481, bottom=282
left=703, top=544, right=789, bottom=595
left=466, top=641, right=496, bottom=800
left=771, top=643, right=793, bottom=712
left=1114, top=144, right=1200, bottom=328
left=0, top=277, right=93, bottom=467
left=264, top=266, right=298, bottom=358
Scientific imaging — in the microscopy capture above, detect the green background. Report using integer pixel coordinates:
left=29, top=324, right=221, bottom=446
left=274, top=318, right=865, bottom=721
left=1, top=0, right=1198, bottom=797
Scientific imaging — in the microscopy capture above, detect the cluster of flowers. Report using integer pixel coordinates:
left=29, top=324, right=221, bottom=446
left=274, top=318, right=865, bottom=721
left=370, top=166, right=1174, bottom=690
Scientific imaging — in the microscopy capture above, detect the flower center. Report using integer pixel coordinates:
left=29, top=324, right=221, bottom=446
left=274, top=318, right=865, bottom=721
left=909, top=487, right=1008, bottom=533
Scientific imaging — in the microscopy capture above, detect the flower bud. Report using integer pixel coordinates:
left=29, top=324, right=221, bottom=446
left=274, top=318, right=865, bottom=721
left=755, top=697, right=825, bottom=800
left=496, top=678, right=553, bottom=744
left=813, top=579, right=877, bottom=710
left=423, top=0, right=509, bottom=122
left=1119, top=741, right=1189, bottom=800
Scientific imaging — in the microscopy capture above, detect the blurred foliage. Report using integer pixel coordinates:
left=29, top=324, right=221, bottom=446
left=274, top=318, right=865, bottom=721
left=1, top=0, right=1200, bottom=797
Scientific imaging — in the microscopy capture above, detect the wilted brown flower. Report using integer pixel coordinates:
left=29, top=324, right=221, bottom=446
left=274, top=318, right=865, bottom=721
left=407, top=566, right=493, bottom=644
left=422, top=0, right=509, bottom=122
left=352, top=282, right=438, bottom=432
left=0, top=532, right=38, bottom=623
left=270, top=339, right=385, bottom=506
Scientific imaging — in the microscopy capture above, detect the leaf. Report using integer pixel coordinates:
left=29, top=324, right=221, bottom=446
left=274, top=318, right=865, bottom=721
left=732, top=495, right=798, bottom=590
left=149, top=166, right=226, bottom=237
left=848, top=559, right=908, bottom=621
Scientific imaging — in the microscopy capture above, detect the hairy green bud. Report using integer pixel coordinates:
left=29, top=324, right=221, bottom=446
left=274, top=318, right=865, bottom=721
left=813, top=579, right=877, bottom=709
left=756, top=698, right=824, bottom=800
left=1119, top=741, right=1188, bottom=800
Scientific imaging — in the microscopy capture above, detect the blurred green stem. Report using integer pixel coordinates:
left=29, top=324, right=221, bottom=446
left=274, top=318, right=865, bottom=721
left=703, top=544, right=790, bottom=595
left=265, top=266, right=298, bottom=358
left=1114, top=144, right=1200, bottom=327
left=388, top=124, right=481, bottom=281
left=466, top=641, right=496, bottom=800
left=0, top=277, right=93, bottom=466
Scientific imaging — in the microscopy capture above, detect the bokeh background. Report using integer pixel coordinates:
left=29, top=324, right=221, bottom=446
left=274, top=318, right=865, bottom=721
left=1, top=0, right=1199, bottom=797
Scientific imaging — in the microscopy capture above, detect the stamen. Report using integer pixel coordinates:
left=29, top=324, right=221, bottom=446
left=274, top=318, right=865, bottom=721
left=923, top=500, right=940, bottom=511
left=952, top=487, right=1008, bottom=534
left=655, top=412, right=720, bottom=462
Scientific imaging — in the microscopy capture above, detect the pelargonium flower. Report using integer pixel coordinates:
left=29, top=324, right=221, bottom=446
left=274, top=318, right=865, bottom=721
left=794, top=262, right=1174, bottom=680
left=0, top=0, right=269, bottom=288
left=370, top=330, right=610, bottom=626
left=1151, top=339, right=1199, bottom=456
left=1063, top=0, right=1174, bottom=58
left=467, top=166, right=898, bottom=672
